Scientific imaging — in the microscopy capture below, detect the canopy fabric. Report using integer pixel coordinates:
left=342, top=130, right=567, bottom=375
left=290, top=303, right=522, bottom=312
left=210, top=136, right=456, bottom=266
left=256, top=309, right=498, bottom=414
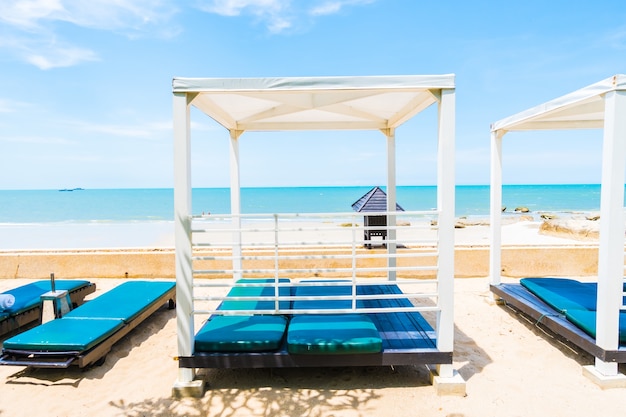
left=172, top=75, right=455, bottom=132
left=491, top=74, right=626, bottom=133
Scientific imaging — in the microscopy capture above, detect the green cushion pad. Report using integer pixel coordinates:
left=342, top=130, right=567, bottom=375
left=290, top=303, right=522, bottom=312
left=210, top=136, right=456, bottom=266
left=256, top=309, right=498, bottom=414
left=1, top=280, right=91, bottom=315
left=520, top=278, right=597, bottom=312
left=65, top=280, right=174, bottom=322
left=565, top=309, right=626, bottom=343
left=195, top=315, right=288, bottom=352
left=293, top=280, right=353, bottom=310
left=3, top=318, right=124, bottom=352
left=220, top=278, right=291, bottom=311
left=287, top=314, right=382, bottom=354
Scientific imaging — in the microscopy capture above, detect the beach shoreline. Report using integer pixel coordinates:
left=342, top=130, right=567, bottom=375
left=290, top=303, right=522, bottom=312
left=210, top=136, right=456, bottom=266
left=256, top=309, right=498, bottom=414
left=0, top=215, right=600, bottom=251
left=0, top=218, right=601, bottom=280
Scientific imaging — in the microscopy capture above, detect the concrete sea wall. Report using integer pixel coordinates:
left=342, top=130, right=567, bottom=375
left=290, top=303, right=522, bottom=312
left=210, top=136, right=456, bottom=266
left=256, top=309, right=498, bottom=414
left=0, top=245, right=599, bottom=280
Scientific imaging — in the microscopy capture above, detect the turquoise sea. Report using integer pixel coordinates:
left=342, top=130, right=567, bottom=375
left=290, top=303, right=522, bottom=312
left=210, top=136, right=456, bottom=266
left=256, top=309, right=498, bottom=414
left=0, top=185, right=606, bottom=224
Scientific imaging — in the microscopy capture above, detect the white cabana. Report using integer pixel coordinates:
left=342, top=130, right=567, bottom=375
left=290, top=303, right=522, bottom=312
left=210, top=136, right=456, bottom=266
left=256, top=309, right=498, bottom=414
left=489, top=74, right=626, bottom=386
left=172, top=75, right=461, bottom=396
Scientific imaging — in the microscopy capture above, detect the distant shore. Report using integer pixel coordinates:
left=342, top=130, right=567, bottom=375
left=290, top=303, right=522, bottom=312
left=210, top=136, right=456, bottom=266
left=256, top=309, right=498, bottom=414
left=0, top=217, right=601, bottom=280
left=0, top=215, right=599, bottom=251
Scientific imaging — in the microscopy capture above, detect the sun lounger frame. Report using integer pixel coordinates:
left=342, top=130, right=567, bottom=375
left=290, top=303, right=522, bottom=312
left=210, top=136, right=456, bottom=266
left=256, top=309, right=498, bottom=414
left=0, top=281, right=96, bottom=339
left=491, top=283, right=626, bottom=363
left=0, top=284, right=175, bottom=368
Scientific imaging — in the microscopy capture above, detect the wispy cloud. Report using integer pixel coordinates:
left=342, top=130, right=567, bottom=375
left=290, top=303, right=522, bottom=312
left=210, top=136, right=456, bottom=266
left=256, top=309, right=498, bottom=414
left=67, top=119, right=172, bottom=140
left=196, top=0, right=293, bottom=33
left=196, top=0, right=377, bottom=33
left=0, top=0, right=179, bottom=69
left=309, top=0, right=375, bottom=17
left=0, top=97, right=31, bottom=113
left=0, top=134, right=75, bottom=145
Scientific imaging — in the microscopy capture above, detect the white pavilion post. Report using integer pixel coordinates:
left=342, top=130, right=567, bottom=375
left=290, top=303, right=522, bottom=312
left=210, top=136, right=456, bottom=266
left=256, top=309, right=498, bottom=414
left=593, top=90, right=626, bottom=377
left=172, top=92, right=195, bottom=386
left=230, top=130, right=243, bottom=281
left=489, top=130, right=504, bottom=286
left=434, top=88, right=456, bottom=379
left=385, top=128, right=397, bottom=281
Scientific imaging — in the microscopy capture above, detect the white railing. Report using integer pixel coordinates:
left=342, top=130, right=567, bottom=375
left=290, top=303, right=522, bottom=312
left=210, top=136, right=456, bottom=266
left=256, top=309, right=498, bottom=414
left=188, top=210, right=442, bottom=318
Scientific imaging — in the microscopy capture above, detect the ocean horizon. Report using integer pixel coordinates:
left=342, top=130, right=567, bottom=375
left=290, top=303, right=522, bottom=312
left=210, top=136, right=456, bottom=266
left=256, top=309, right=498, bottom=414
left=0, top=184, right=607, bottom=224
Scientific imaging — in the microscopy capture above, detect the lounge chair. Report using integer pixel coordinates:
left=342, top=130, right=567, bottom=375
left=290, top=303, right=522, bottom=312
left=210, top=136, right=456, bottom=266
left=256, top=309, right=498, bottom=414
left=0, top=280, right=175, bottom=368
left=520, top=277, right=626, bottom=342
left=0, top=280, right=96, bottom=338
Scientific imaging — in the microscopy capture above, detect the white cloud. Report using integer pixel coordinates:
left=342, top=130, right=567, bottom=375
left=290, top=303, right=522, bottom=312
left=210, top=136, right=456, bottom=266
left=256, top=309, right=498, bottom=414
left=197, top=0, right=377, bottom=33
left=197, top=0, right=293, bottom=33
left=66, top=118, right=173, bottom=140
left=309, top=0, right=375, bottom=17
left=25, top=42, right=99, bottom=70
left=0, top=97, right=31, bottom=113
left=0, top=100, right=15, bottom=113
left=0, top=0, right=179, bottom=68
left=0, top=0, right=178, bottom=32
left=0, top=134, right=74, bottom=145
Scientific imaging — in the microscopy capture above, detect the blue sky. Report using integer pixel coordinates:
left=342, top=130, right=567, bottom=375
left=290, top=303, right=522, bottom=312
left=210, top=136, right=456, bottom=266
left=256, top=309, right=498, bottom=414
left=1, top=0, right=625, bottom=190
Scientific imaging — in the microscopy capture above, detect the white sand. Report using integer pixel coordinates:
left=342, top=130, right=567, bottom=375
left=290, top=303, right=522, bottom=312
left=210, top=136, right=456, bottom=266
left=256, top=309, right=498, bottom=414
left=1, top=277, right=625, bottom=417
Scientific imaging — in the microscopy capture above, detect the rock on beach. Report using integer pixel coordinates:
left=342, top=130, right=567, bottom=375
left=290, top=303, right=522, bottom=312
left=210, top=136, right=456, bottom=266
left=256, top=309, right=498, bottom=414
left=539, top=217, right=600, bottom=241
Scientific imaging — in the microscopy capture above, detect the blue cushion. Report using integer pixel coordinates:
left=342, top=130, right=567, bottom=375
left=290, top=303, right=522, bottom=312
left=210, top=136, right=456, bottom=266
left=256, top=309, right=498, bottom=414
left=220, top=278, right=291, bottom=311
left=565, top=309, right=626, bottom=343
left=287, top=314, right=382, bottom=354
left=1, top=280, right=91, bottom=315
left=3, top=317, right=124, bottom=352
left=65, top=281, right=174, bottom=322
left=195, top=315, right=288, bottom=352
left=520, top=278, right=597, bottom=312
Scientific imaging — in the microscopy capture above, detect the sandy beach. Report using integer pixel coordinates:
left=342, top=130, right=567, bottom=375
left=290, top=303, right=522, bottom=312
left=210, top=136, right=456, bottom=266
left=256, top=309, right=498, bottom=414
left=1, top=276, right=625, bottom=417
left=1, top=219, right=623, bottom=417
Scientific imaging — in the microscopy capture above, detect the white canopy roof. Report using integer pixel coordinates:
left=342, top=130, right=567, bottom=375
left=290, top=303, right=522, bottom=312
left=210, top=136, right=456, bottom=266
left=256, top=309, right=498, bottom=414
left=172, top=74, right=455, bottom=132
left=491, top=74, right=626, bottom=133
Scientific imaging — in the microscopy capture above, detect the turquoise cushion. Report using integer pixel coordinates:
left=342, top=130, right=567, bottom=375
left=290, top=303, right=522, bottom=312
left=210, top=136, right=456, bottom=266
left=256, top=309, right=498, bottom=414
left=65, top=281, right=174, bottom=322
left=2, top=318, right=124, bottom=352
left=293, top=280, right=353, bottom=310
left=565, top=309, right=626, bottom=343
left=520, top=278, right=597, bottom=312
left=287, top=314, right=382, bottom=354
left=1, top=280, right=91, bottom=315
left=195, top=315, right=288, bottom=352
left=220, top=278, right=291, bottom=311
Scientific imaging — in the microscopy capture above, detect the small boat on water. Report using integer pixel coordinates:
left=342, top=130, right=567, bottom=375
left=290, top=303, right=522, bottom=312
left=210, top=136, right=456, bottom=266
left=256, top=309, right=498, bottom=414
left=58, top=188, right=84, bottom=192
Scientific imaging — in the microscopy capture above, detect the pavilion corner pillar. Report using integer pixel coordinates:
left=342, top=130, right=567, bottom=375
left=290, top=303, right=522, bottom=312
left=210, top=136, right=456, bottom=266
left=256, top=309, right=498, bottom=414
left=594, top=89, right=626, bottom=377
left=434, top=88, right=456, bottom=379
left=489, top=130, right=504, bottom=286
left=230, top=130, right=244, bottom=281
left=385, top=128, right=397, bottom=281
left=173, top=92, right=195, bottom=385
